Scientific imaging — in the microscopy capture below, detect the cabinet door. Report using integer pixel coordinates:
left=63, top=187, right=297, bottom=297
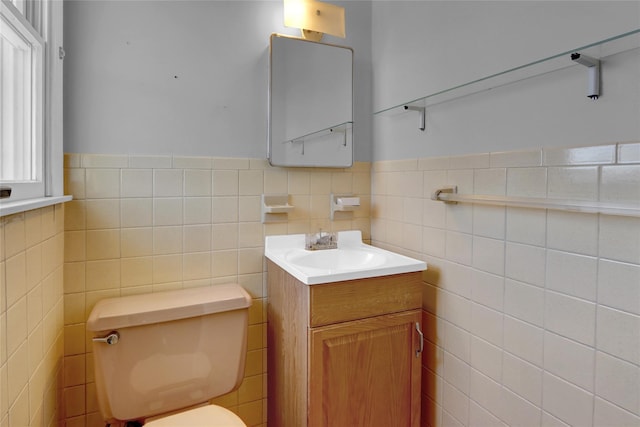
left=308, top=310, right=422, bottom=427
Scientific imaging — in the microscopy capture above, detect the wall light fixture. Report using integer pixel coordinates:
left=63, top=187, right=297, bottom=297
left=283, top=0, right=345, bottom=42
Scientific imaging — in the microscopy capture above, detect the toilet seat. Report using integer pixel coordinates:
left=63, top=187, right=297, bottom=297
left=144, top=404, right=246, bottom=427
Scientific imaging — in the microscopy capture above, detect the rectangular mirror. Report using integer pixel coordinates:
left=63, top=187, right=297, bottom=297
left=268, top=34, right=353, bottom=168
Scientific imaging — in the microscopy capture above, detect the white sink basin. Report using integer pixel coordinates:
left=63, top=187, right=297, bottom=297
left=285, top=248, right=387, bottom=270
left=265, top=230, right=426, bottom=285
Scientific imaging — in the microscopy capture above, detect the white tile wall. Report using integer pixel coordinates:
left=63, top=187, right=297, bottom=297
left=372, top=142, right=640, bottom=427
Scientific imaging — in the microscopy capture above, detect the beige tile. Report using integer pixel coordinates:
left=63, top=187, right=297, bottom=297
left=598, top=259, right=640, bottom=316
left=263, top=170, right=288, bottom=194
left=287, top=171, right=310, bottom=195
left=212, top=197, right=239, bottom=223
left=182, top=252, right=211, bottom=281
left=4, top=214, right=25, bottom=259
left=64, top=354, right=86, bottom=387
left=182, top=224, right=212, bottom=253
left=153, top=226, right=183, bottom=255
left=505, top=242, right=546, bottom=287
left=26, top=285, right=43, bottom=332
left=237, top=397, right=263, bottom=426
left=27, top=324, right=43, bottom=377
left=64, top=153, right=81, bottom=168
left=594, top=397, right=640, bottom=426
left=128, top=155, right=171, bottom=169
left=64, top=168, right=86, bottom=200
left=238, top=196, right=261, bottom=222
left=239, top=170, right=264, bottom=196
left=506, top=207, right=546, bottom=247
left=81, top=154, right=128, bottom=168
left=85, top=260, right=120, bottom=291
left=153, top=198, right=183, bottom=226
left=84, top=289, right=119, bottom=321
left=238, top=223, right=264, bottom=248
left=212, top=157, right=249, bottom=170
left=64, top=200, right=86, bottom=231
left=41, top=234, right=62, bottom=278
left=184, top=169, right=212, bottom=196
left=85, top=199, right=120, bottom=230
left=120, top=198, right=153, bottom=228
left=173, top=156, right=212, bottom=169
left=238, top=248, right=263, bottom=275
left=152, top=254, right=183, bottom=284
left=331, top=172, right=353, bottom=194
left=596, top=305, right=639, bottom=366
left=184, top=197, right=212, bottom=225
left=86, top=229, right=120, bottom=260
left=64, top=262, right=85, bottom=294
left=85, top=169, right=120, bottom=199
left=543, top=144, right=616, bottom=166
left=64, top=385, right=86, bottom=417
left=7, top=342, right=28, bottom=406
left=120, top=169, right=153, bottom=198
left=6, top=297, right=27, bottom=357
left=211, top=250, right=238, bottom=277
left=40, top=206, right=57, bottom=240
left=6, top=253, right=27, bottom=308
left=121, top=257, right=153, bottom=287
left=24, top=210, right=42, bottom=249
left=153, top=169, right=183, bottom=197
left=212, top=170, right=239, bottom=196
left=309, top=172, right=332, bottom=194
left=238, top=374, right=263, bottom=404
left=121, top=227, right=153, bottom=258
left=8, top=372, right=29, bottom=427
left=212, top=223, right=239, bottom=250
left=63, top=293, right=85, bottom=325
left=64, top=324, right=86, bottom=356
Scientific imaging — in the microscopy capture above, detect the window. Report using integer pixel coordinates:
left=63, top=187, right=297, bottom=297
left=1, top=0, right=57, bottom=204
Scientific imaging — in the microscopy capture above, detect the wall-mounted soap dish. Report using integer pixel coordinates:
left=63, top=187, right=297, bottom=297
left=262, top=194, right=294, bottom=223
left=330, top=193, right=360, bottom=221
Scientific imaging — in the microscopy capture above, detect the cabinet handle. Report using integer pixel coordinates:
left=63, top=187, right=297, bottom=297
left=415, top=322, right=424, bottom=358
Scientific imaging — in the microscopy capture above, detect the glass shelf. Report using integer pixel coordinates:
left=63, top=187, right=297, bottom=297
left=282, top=121, right=353, bottom=145
left=374, top=29, right=640, bottom=116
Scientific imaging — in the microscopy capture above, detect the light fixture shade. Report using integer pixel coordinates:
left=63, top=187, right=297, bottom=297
left=284, top=0, right=345, bottom=40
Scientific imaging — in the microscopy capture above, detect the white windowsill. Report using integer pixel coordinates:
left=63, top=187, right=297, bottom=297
left=0, top=195, right=73, bottom=217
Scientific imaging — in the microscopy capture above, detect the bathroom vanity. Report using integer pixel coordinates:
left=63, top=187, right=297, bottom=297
left=265, top=232, right=426, bottom=427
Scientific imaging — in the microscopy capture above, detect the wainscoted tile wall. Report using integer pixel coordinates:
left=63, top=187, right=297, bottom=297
left=62, top=153, right=370, bottom=427
left=371, top=142, right=640, bottom=426
left=0, top=205, right=65, bottom=426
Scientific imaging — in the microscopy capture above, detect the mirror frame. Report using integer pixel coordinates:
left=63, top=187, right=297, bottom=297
left=268, top=33, right=354, bottom=168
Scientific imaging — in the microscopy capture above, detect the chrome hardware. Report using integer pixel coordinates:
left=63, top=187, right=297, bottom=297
left=305, top=229, right=338, bottom=250
left=92, top=331, right=120, bottom=345
left=415, top=322, right=424, bottom=358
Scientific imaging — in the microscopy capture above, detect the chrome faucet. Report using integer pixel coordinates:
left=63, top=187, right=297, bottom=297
left=305, top=230, right=338, bottom=250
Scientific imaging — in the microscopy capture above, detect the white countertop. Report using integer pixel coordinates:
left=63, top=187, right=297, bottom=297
left=264, top=230, right=427, bottom=285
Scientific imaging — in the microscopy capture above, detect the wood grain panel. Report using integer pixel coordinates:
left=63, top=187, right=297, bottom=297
left=267, top=260, right=310, bottom=427
left=308, top=310, right=422, bottom=427
left=309, top=272, right=422, bottom=327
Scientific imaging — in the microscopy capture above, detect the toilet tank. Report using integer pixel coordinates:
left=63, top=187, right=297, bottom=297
left=87, top=284, right=252, bottom=422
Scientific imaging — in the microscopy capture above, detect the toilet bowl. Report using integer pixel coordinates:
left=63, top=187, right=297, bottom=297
left=144, top=405, right=245, bottom=426
left=87, top=284, right=252, bottom=426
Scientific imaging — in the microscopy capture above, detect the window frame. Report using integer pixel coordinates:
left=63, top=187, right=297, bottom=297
left=1, top=0, right=64, bottom=213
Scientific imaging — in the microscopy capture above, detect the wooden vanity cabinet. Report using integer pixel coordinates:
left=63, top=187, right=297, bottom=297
left=267, top=261, right=423, bottom=427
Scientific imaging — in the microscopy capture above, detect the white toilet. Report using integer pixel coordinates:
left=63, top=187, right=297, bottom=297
left=86, top=284, right=252, bottom=426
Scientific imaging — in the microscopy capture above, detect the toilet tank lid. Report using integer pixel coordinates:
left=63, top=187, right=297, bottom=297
left=86, top=284, right=252, bottom=331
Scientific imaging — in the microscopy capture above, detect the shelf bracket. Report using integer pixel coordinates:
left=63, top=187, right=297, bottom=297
left=431, top=186, right=458, bottom=204
left=404, top=105, right=425, bottom=131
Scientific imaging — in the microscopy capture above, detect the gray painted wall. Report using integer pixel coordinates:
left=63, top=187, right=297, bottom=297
left=63, top=0, right=372, bottom=161
left=371, top=1, right=640, bottom=160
